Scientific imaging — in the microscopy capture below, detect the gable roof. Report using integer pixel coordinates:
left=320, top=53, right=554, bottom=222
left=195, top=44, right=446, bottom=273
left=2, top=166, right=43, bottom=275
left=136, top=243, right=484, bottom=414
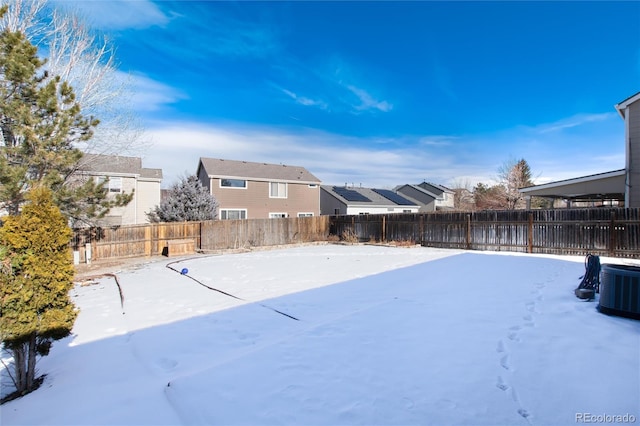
left=321, top=185, right=419, bottom=208
left=395, top=184, right=439, bottom=199
left=77, top=154, right=163, bottom=180
left=198, top=157, right=320, bottom=184
left=419, top=182, right=453, bottom=194
left=615, top=91, right=640, bottom=119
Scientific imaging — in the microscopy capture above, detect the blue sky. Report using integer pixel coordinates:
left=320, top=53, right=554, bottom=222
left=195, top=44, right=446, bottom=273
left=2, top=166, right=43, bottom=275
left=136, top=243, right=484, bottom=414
left=58, top=0, right=640, bottom=189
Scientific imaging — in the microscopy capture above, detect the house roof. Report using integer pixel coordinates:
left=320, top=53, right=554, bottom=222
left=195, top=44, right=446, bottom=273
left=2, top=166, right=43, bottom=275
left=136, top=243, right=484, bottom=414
left=394, top=184, right=439, bottom=200
left=615, top=91, right=640, bottom=119
left=420, top=182, right=454, bottom=194
left=78, top=154, right=163, bottom=180
left=518, top=169, right=625, bottom=199
left=321, top=185, right=420, bottom=208
left=199, top=157, right=321, bottom=184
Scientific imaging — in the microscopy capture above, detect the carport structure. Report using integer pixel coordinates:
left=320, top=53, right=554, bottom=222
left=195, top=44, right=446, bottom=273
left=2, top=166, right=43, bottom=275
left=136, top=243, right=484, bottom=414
left=519, top=169, right=626, bottom=208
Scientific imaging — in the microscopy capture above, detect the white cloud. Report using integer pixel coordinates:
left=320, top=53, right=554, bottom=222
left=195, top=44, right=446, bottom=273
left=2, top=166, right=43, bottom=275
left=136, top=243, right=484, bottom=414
left=345, top=85, right=393, bottom=113
left=126, top=72, right=187, bottom=112
left=142, top=122, right=477, bottom=188
left=53, top=0, right=171, bottom=30
left=535, top=112, right=615, bottom=134
left=280, top=88, right=328, bottom=110
left=418, top=135, right=458, bottom=146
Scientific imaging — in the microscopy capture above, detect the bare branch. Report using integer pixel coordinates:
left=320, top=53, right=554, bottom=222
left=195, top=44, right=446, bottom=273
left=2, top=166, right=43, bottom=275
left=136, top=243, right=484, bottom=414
left=1, top=0, right=147, bottom=157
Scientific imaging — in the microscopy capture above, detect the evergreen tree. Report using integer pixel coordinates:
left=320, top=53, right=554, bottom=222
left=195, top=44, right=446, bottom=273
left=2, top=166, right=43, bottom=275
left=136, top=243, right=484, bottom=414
left=148, top=175, right=218, bottom=222
left=0, top=186, right=77, bottom=398
left=0, top=6, right=131, bottom=222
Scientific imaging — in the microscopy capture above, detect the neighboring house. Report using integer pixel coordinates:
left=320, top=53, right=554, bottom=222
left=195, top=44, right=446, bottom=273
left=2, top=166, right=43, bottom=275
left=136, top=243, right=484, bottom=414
left=394, top=182, right=455, bottom=212
left=320, top=185, right=420, bottom=215
left=76, top=154, right=162, bottom=225
left=519, top=91, right=640, bottom=208
left=197, top=158, right=321, bottom=219
left=417, top=182, right=455, bottom=210
left=391, top=184, right=437, bottom=212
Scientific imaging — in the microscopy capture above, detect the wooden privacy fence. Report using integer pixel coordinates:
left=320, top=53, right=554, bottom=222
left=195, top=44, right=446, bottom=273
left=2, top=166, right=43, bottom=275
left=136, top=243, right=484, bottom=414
left=71, top=208, right=640, bottom=262
left=329, top=208, right=640, bottom=259
left=71, top=216, right=330, bottom=262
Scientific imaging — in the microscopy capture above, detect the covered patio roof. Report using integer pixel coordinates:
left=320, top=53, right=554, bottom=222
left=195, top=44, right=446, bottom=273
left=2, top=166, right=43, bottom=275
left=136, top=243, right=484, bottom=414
left=519, top=169, right=626, bottom=201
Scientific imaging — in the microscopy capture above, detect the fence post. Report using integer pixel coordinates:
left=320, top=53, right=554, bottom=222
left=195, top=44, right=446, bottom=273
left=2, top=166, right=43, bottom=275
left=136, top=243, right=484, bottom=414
left=528, top=213, right=533, bottom=254
left=419, top=214, right=424, bottom=245
left=382, top=215, right=386, bottom=243
left=609, top=211, right=616, bottom=257
left=466, top=214, right=471, bottom=250
left=90, top=228, right=97, bottom=261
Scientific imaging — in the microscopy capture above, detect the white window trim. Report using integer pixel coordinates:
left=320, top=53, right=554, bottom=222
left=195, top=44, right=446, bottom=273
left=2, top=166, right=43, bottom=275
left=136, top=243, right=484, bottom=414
left=95, top=176, right=122, bottom=193
left=297, top=212, right=314, bottom=217
left=108, top=177, right=123, bottom=193
left=219, top=179, right=247, bottom=189
left=269, top=212, right=288, bottom=218
left=269, top=182, right=288, bottom=199
left=220, top=208, right=247, bottom=220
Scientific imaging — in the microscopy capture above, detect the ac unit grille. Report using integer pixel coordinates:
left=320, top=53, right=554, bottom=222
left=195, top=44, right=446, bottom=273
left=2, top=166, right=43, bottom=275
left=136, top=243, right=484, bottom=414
left=598, top=264, right=640, bottom=320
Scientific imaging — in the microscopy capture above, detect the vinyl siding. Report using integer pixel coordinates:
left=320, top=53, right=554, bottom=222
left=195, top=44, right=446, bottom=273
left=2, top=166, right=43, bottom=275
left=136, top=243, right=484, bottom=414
left=136, top=180, right=161, bottom=223
left=211, top=178, right=319, bottom=219
left=101, top=176, right=137, bottom=225
left=628, top=101, right=640, bottom=207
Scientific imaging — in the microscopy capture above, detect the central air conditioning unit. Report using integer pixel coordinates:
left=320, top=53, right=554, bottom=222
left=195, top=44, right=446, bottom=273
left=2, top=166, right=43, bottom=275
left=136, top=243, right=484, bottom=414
left=598, top=264, right=640, bottom=320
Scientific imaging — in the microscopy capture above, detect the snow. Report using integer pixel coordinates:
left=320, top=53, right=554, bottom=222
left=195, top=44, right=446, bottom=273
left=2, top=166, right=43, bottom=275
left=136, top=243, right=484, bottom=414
left=2, top=244, right=639, bottom=426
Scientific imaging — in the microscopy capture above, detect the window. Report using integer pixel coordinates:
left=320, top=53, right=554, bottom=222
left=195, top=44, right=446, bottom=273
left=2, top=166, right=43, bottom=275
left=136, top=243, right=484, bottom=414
left=96, top=176, right=121, bottom=193
left=270, top=182, right=287, bottom=198
left=308, top=184, right=318, bottom=188
left=220, top=209, right=247, bottom=220
left=403, top=209, right=412, bottom=213
left=220, top=179, right=247, bottom=188
left=269, top=212, right=287, bottom=218
left=297, top=213, right=314, bottom=217
left=108, top=177, right=122, bottom=193
left=334, top=208, right=340, bottom=215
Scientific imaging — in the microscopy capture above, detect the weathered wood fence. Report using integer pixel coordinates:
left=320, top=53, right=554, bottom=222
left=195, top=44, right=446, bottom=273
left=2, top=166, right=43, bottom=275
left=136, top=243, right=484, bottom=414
left=71, top=216, right=330, bottom=262
left=329, top=208, right=640, bottom=258
left=71, top=208, right=640, bottom=262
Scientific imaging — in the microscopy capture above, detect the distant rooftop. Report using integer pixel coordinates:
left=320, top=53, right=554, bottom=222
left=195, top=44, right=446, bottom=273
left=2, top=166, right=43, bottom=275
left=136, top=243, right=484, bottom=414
left=199, top=157, right=320, bottom=183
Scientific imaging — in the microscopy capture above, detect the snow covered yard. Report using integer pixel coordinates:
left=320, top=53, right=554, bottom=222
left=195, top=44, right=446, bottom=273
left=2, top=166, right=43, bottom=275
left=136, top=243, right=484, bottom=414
left=2, top=244, right=639, bottom=426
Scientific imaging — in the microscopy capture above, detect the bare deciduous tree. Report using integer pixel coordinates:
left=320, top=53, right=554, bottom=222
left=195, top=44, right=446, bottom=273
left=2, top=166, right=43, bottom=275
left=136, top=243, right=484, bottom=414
left=497, top=158, right=534, bottom=210
left=0, top=0, right=146, bottom=160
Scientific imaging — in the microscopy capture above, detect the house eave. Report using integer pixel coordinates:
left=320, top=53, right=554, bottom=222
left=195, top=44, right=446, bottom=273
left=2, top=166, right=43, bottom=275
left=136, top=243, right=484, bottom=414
left=615, top=91, right=640, bottom=119
left=208, top=174, right=319, bottom=185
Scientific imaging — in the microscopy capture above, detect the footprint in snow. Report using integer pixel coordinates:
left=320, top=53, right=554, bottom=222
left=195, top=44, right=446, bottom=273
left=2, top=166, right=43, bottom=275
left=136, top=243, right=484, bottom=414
left=496, top=376, right=509, bottom=391
left=500, top=355, right=512, bottom=371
